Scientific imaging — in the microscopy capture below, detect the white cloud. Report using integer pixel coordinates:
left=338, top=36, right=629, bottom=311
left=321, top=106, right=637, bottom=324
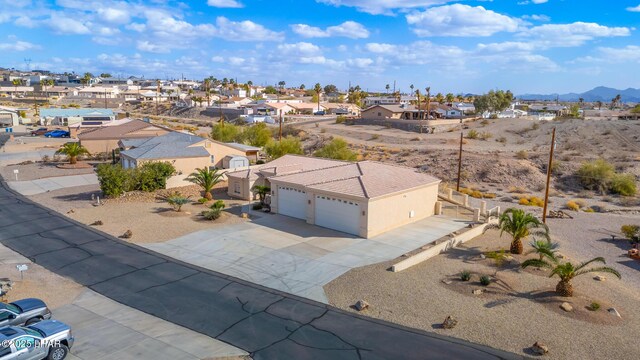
left=211, top=56, right=225, bottom=62
left=277, top=42, right=322, bottom=56
left=532, top=0, right=548, bottom=3
left=126, top=23, right=146, bottom=32
left=96, top=7, right=130, bottom=24
left=406, top=4, right=519, bottom=37
left=0, top=40, right=39, bottom=51
left=228, top=56, right=246, bottom=66
left=476, top=42, right=536, bottom=53
left=136, top=40, right=170, bottom=53
left=214, top=16, right=283, bottom=41
left=291, top=21, right=369, bottom=39
left=522, top=14, right=550, bottom=22
left=627, top=5, right=640, bottom=12
left=207, top=0, right=243, bottom=7
left=519, top=22, right=631, bottom=47
left=365, top=41, right=466, bottom=67
left=574, top=46, right=640, bottom=64
left=316, top=0, right=448, bottom=15
left=48, top=14, right=91, bottom=34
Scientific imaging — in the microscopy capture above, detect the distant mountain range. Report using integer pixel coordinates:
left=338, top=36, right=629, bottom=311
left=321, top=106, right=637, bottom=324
left=518, top=87, right=640, bottom=103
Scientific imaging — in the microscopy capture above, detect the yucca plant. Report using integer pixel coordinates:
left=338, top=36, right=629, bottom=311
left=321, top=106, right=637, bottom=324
left=496, top=208, right=550, bottom=254
left=185, top=167, right=224, bottom=200
left=164, top=192, right=191, bottom=212
left=55, top=142, right=90, bottom=164
left=522, top=256, right=620, bottom=297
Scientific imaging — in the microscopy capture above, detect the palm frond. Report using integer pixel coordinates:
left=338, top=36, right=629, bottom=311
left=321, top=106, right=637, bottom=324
left=575, top=266, right=621, bottom=279
left=521, top=258, right=552, bottom=269
left=575, top=257, right=606, bottom=271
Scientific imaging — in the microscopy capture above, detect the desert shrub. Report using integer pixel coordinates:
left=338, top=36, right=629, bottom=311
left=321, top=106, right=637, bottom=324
left=519, top=197, right=530, bottom=206
left=320, top=128, right=327, bottom=133
left=483, top=193, right=497, bottom=199
left=96, top=164, right=129, bottom=198
left=314, top=138, right=357, bottom=161
left=135, top=162, right=176, bottom=192
left=574, top=199, right=587, bottom=208
left=460, top=270, right=472, bottom=282
left=577, top=159, right=615, bottom=193
left=211, top=123, right=244, bottom=143
left=264, top=136, right=303, bottom=159
left=41, top=155, right=51, bottom=163
left=411, top=137, right=420, bottom=141
left=164, top=192, right=191, bottom=212
left=584, top=207, right=595, bottom=213
left=252, top=203, right=263, bottom=210
left=243, top=123, right=272, bottom=147
left=335, top=115, right=347, bottom=124
left=197, top=198, right=209, bottom=204
left=519, top=196, right=544, bottom=207
left=370, top=134, right=380, bottom=141
left=531, top=122, right=540, bottom=130
left=497, top=136, right=507, bottom=143
left=479, top=132, right=493, bottom=141
left=486, top=249, right=508, bottom=267
left=480, top=119, right=489, bottom=126
left=588, top=302, right=600, bottom=311
left=211, top=200, right=225, bottom=210
left=515, top=150, right=528, bottom=159
left=621, top=225, right=640, bottom=243
left=479, top=275, right=491, bottom=286
left=201, top=208, right=222, bottom=220
left=466, top=129, right=479, bottom=139
left=566, top=201, right=580, bottom=211
left=610, top=173, right=637, bottom=196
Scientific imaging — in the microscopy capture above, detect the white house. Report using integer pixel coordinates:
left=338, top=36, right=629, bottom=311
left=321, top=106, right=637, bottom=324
left=244, top=115, right=276, bottom=124
left=78, top=86, right=120, bottom=99
left=0, top=106, right=20, bottom=127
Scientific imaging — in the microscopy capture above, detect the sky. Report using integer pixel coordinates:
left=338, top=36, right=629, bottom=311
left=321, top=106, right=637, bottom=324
left=1, top=0, right=639, bottom=94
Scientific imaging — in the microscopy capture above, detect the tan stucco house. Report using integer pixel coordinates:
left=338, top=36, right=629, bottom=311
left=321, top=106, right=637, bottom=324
left=226, top=155, right=440, bottom=238
left=77, top=119, right=170, bottom=154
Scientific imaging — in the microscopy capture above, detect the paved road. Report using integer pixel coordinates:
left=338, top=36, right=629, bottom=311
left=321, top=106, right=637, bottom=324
left=0, top=179, right=521, bottom=359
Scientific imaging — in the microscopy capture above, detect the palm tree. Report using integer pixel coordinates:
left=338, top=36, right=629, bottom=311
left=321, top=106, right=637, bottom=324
left=435, top=93, right=445, bottom=104
left=82, top=72, right=93, bottom=88
left=522, top=256, right=620, bottom=297
left=185, top=167, right=224, bottom=200
left=252, top=185, right=271, bottom=205
left=496, top=208, right=550, bottom=254
left=410, top=84, right=415, bottom=95
left=314, top=83, right=322, bottom=112
left=11, top=79, right=22, bottom=95
left=596, top=101, right=603, bottom=110
left=385, top=84, right=390, bottom=94
left=203, top=79, right=211, bottom=106
left=527, top=238, right=559, bottom=261
left=578, top=98, right=584, bottom=107
left=55, top=142, right=90, bottom=165
left=445, top=93, right=455, bottom=104
left=40, top=79, right=53, bottom=98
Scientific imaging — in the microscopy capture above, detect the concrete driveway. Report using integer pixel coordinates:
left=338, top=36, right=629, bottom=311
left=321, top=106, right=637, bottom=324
left=144, top=214, right=468, bottom=302
left=56, top=290, right=247, bottom=360
left=7, top=173, right=98, bottom=195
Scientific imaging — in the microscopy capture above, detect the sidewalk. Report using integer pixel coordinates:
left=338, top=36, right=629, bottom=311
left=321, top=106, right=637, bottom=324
left=7, top=173, right=98, bottom=195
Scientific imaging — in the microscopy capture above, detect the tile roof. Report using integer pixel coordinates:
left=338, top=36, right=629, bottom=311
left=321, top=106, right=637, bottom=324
left=78, top=119, right=164, bottom=140
left=120, top=132, right=208, bottom=160
left=273, top=161, right=440, bottom=199
left=225, top=143, right=261, bottom=152
left=226, top=155, right=343, bottom=180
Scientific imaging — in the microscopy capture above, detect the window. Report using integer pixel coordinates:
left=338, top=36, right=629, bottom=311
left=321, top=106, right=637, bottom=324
left=0, top=311, right=13, bottom=322
left=234, top=182, right=240, bottom=194
left=377, top=112, right=381, bottom=116
left=210, top=155, right=215, bottom=163
left=0, top=346, right=10, bottom=356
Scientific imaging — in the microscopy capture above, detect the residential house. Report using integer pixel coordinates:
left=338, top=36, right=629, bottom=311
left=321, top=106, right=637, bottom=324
left=0, top=86, right=34, bottom=98
left=40, top=108, right=115, bottom=127
left=100, top=78, right=133, bottom=86
left=453, top=102, right=476, bottom=115
left=527, top=104, right=568, bottom=119
left=290, top=102, right=326, bottom=114
left=78, top=119, right=170, bottom=153
left=77, top=86, right=120, bottom=99
left=361, top=104, right=420, bottom=120
left=432, top=104, right=462, bottom=119
left=226, top=155, right=441, bottom=238
left=0, top=106, right=20, bottom=127
left=363, top=96, right=415, bottom=107
left=325, top=103, right=361, bottom=117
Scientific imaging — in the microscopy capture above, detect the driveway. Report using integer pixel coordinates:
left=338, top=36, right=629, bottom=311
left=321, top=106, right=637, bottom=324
left=0, top=179, right=519, bottom=359
left=144, top=213, right=468, bottom=302
left=7, top=173, right=98, bottom=195
left=57, top=290, right=247, bottom=360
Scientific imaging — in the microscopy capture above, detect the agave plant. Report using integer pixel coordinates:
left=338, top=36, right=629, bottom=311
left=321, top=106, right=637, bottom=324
left=185, top=167, right=224, bottom=200
left=522, top=256, right=620, bottom=297
left=55, top=142, right=90, bottom=164
left=496, top=208, right=550, bottom=254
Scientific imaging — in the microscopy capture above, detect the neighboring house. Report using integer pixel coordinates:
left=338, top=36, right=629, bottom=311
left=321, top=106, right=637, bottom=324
left=453, top=102, right=476, bottom=115
left=0, top=106, right=20, bottom=127
left=0, top=86, right=34, bottom=98
left=119, top=132, right=256, bottom=177
left=226, top=97, right=253, bottom=106
left=244, top=115, right=276, bottom=124
left=289, top=102, right=326, bottom=114
left=40, top=108, right=115, bottom=127
left=325, top=103, right=361, bottom=117
left=226, top=155, right=440, bottom=238
left=78, top=119, right=170, bottom=153
left=361, top=104, right=418, bottom=120
left=77, top=86, right=120, bottom=98
left=224, top=143, right=261, bottom=163
left=432, top=104, right=462, bottom=119
left=527, top=104, right=568, bottom=119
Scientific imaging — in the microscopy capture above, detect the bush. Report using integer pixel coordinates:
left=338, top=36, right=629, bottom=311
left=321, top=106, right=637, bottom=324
left=621, top=225, right=639, bottom=242
left=460, top=270, right=472, bottom=282
left=252, top=203, right=263, bottom=210
left=497, top=136, right=507, bottom=143
left=96, top=162, right=175, bottom=198
left=314, top=138, right=357, bottom=161
left=515, top=150, right=528, bottom=159
left=201, top=208, right=222, bottom=220
left=335, top=115, right=347, bottom=124
left=566, top=200, right=580, bottom=211
left=480, top=119, right=489, bottom=126
left=164, top=192, right=191, bottom=212
left=588, top=302, right=600, bottom=311
left=197, top=198, right=209, bottom=204
left=479, top=275, right=491, bottom=286
left=211, top=123, right=244, bottom=143
left=485, top=249, right=508, bottom=267
left=466, top=130, right=479, bottom=139
left=610, top=173, right=637, bottom=196
left=243, top=123, right=272, bottom=147
left=211, top=200, right=225, bottom=210
left=519, top=196, right=544, bottom=207
left=519, top=197, right=530, bottom=206
left=584, top=207, right=595, bottom=213
left=135, top=162, right=176, bottom=192
left=264, top=136, right=303, bottom=159
left=96, top=164, right=129, bottom=198
left=577, top=159, right=615, bottom=193
left=479, top=132, right=492, bottom=141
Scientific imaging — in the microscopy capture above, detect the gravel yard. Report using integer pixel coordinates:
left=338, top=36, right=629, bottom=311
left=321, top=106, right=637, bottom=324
left=325, top=228, right=640, bottom=360
left=1, top=162, right=96, bottom=182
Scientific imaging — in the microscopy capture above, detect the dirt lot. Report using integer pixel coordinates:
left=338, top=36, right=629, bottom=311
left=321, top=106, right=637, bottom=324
left=1, top=162, right=96, bottom=181
left=325, top=228, right=640, bottom=360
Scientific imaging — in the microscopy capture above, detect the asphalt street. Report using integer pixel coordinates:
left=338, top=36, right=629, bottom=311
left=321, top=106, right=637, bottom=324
left=0, top=172, right=521, bottom=359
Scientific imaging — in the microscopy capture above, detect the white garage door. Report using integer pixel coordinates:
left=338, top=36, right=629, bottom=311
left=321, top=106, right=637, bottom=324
left=277, top=186, right=307, bottom=220
left=314, top=195, right=361, bottom=236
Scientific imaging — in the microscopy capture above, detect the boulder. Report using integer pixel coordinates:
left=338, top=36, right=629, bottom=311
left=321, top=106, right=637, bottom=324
left=531, top=341, right=549, bottom=355
left=441, top=279, right=452, bottom=285
left=593, top=275, right=605, bottom=281
left=120, top=230, right=133, bottom=239
left=560, top=302, right=573, bottom=312
left=90, top=220, right=103, bottom=226
left=354, top=300, right=369, bottom=311
left=442, top=316, right=458, bottom=329
left=608, top=308, right=621, bottom=318
left=479, top=254, right=486, bottom=259
left=472, top=289, right=484, bottom=295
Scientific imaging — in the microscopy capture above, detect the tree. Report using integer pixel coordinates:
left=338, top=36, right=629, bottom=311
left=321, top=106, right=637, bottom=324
left=569, top=104, right=580, bottom=118
left=314, top=83, right=322, bottom=112
left=264, top=137, right=303, bottom=159
left=55, top=142, right=90, bottom=165
left=314, top=138, right=357, bottom=161
left=473, top=90, right=514, bottom=114
left=299, top=84, right=305, bottom=90
left=185, top=167, right=224, bottom=200
left=410, top=84, right=415, bottom=95
left=596, top=101, right=603, bottom=110
left=39, top=79, right=53, bottom=97
left=445, top=93, right=455, bottom=104
left=522, top=256, right=620, bottom=297
left=323, top=84, right=338, bottom=94
left=243, top=123, right=272, bottom=147
left=435, top=93, right=445, bottom=104
left=264, top=86, right=277, bottom=94
left=82, top=72, right=93, bottom=88
left=496, top=208, right=550, bottom=254
left=203, top=78, right=211, bottom=107
left=631, top=105, right=640, bottom=114
left=252, top=185, right=271, bottom=205
left=100, top=73, right=112, bottom=78
left=11, top=79, right=22, bottom=94
left=211, top=123, right=243, bottom=143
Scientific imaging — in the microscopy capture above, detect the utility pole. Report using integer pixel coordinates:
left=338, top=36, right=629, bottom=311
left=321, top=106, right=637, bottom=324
left=219, top=99, right=224, bottom=127
left=416, top=89, right=422, bottom=134
left=542, top=127, right=556, bottom=224
left=393, top=80, right=396, bottom=94
left=104, top=88, right=107, bottom=109
left=457, top=132, right=463, bottom=192
left=279, top=113, right=283, bottom=142
left=425, top=87, right=431, bottom=123
left=156, top=80, right=160, bottom=116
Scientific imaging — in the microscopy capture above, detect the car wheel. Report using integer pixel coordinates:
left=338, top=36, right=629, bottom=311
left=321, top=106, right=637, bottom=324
left=47, top=345, right=69, bottom=360
left=25, top=317, right=41, bottom=325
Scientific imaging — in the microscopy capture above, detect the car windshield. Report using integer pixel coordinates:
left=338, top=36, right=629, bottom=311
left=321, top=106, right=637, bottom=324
left=23, top=328, right=42, bottom=338
left=5, top=304, right=20, bottom=313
